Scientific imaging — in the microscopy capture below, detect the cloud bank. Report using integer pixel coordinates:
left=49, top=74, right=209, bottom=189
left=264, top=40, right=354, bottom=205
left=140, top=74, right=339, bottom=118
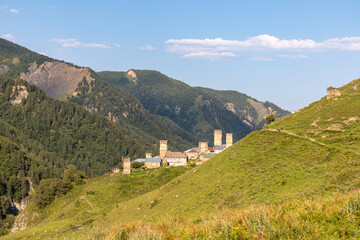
left=10, top=9, right=18, bottom=13
left=165, top=34, right=360, bottom=60
left=52, top=38, right=111, bottom=49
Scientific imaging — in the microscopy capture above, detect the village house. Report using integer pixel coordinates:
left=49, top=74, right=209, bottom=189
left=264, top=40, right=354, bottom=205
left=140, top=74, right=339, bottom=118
left=214, top=145, right=226, bottom=154
left=165, top=151, right=188, bottom=166
left=144, top=158, right=162, bottom=169
left=184, top=148, right=199, bottom=159
left=112, top=168, right=120, bottom=173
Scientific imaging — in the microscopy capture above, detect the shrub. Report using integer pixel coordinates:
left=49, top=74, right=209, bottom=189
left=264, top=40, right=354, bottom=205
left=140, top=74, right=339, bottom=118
left=265, top=114, right=275, bottom=124
left=131, top=161, right=144, bottom=169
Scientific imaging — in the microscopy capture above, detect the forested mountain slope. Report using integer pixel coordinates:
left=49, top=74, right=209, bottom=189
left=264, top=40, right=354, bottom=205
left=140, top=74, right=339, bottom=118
left=0, top=38, right=196, bottom=151
left=98, top=70, right=290, bottom=143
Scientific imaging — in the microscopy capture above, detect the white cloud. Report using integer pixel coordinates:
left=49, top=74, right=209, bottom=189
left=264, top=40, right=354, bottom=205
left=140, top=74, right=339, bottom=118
left=139, top=44, right=156, bottom=50
left=249, top=56, right=273, bottom=61
left=10, top=9, right=18, bottom=13
left=165, top=34, right=360, bottom=60
left=277, top=54, right=308, bottom=59
left=113, top=43, right=121, bottom=48
left=1, top=33, right=14, bottom=41
left=52, top=38, right=111, bottom=48
left=183, top=51, right=236, bottom=60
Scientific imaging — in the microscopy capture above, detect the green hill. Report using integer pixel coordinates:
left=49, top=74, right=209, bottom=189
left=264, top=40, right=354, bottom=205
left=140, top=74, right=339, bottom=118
left=98, top=70, right=290, bottom=143
left=3, top=78, right=359, bottom=239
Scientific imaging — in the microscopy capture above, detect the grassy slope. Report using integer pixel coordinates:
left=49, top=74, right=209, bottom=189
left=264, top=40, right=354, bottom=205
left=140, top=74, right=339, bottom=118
left=3, top=79, right=359, bottom=239
left=3, top=166, right=192, bottom=240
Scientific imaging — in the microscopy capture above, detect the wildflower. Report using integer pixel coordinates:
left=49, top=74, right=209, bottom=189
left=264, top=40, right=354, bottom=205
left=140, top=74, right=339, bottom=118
left=259, top=232, right=263, bottom=238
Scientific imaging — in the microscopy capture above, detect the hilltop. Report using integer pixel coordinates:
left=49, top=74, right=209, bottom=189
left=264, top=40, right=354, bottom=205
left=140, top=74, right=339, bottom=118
left=98, top=70, right=290, bottom=143
left=3, top=78, right=359, bottom=239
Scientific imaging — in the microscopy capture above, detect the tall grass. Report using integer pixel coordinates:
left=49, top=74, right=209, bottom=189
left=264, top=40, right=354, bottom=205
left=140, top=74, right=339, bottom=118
left=87, top=189, right=360, bottom=239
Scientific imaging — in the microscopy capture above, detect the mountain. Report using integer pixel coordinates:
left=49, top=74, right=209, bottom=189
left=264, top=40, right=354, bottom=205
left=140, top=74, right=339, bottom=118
left=0, top=38, right=196, bottom=152
left=4, top=78, right=359, bottom=239
left=98, top=70, right=290, bottom=143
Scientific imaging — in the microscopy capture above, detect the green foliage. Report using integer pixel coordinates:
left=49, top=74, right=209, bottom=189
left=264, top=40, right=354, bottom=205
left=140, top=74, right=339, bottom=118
left=98, top=70, right=289, bottom=143
left=131, top=161, right=144, bottom=169
left=70, top=71, right=195, bottom=152
left=0, top=77, right=152, bottom=178
left=265, top=114, right=275, bottom=124
left=34, top=165, right=86, bottom=208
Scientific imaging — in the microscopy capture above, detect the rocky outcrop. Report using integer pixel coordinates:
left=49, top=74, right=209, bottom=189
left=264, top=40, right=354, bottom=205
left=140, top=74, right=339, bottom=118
left=20, top=61, right=94, bottom=99
left=0, top=64, right=9, bottom=74
left=247, top=98, right=277, bottom=121
left=10, top=85, right=28, bottom=104
left=127, top=69, right=138, bottom=84
left=224, top=102, right=236, bottom=114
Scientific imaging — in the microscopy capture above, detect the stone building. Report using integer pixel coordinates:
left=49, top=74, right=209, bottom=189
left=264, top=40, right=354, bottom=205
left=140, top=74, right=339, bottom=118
left=165, top=151, right=188, bottom=166
left=145, top=152, right=153, bottom=158
left=214, top=129, right=222, bottom=146
left=185, top=148, right=199, bottom=159
left=327, top=87, right=341, bottom=99
left=198, top=142, right=209, bottom=154
left=160, top=140, right=168, bottom=165
left=214, top=145, right=226, bottom=154
left=226, top=133, right=233, bottom=148
left=123, top=157, right=131, bottom=175
left=144, top=158, right=162, bottom=169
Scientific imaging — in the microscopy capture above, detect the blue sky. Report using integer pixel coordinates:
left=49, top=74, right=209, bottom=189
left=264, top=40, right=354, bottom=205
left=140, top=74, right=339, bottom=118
left=1, top=0, right=360, bottom=111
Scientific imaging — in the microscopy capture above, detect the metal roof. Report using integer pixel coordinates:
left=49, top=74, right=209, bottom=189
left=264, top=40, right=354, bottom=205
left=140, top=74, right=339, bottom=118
left=145, top=158, right=162, bottom=163
left=134, top=158, right=146, bottom=162
left=215, top=145, right=226, bottom=151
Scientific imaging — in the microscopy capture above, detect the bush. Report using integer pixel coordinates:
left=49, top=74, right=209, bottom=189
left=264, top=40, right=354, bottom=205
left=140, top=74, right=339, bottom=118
left=265, top=114, right=275, bottom=124
left=131, top=161, right=144, bottom=169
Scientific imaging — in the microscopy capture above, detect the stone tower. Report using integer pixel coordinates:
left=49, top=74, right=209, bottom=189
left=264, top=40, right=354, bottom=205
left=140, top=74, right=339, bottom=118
left=198, top=142, right=209, bottom=154
left=159, top=140, right=168, bottom=158
left=160, top=140, right=168, bottom=165
left=214, top=129, right=222, bottom=146
left=327, top=87, right=341, bottom=99
left=123, top=157, right=131, bottom=175
left=145, top=152, right=152, bottom=158
left=226, top=133, right=233, bottom=148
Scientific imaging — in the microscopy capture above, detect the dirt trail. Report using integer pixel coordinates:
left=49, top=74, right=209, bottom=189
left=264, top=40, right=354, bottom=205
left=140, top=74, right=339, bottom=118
left=264, top=128, right=327, bottom=146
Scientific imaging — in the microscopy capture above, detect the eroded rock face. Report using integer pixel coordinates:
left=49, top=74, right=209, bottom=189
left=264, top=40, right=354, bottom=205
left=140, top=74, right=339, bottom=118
left=10, top=85, right=28, bottom=104
left=20, top=61, right=94, bottom=99
left=224, top=102, right=236, bottom=114
left=127, top=69, right=138, bottom=84
left=247, top=98, right=277, bottom=120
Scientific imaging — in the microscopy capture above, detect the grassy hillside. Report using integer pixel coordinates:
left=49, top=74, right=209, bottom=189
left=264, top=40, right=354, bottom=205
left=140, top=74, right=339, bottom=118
left=3, top=78, right=359, bottom=239
left=2, top=166, right=193, bottom=239
left=98, top=70, right=290, bottom=143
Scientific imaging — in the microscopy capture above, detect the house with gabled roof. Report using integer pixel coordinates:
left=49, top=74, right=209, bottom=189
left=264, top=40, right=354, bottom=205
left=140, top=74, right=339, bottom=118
left=165, top=151, right=188, bottom=166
